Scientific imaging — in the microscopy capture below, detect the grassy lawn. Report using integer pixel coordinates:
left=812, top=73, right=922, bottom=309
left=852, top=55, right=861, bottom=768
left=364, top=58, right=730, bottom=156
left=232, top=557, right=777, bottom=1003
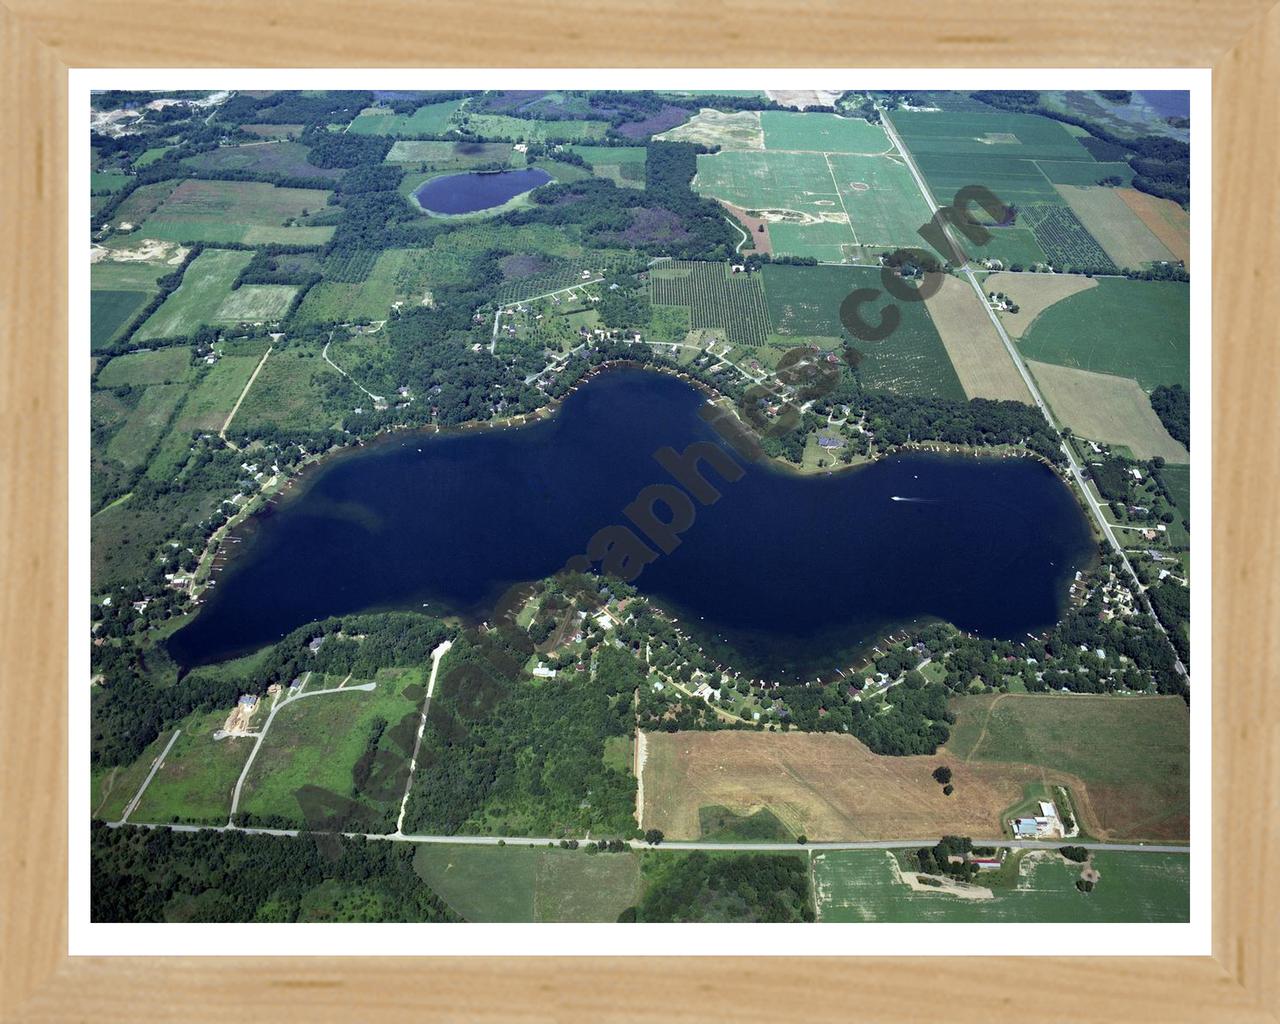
left=814, top=848, right=1187, bottom=922
left=943, top=693, right=1189, bottom=840
left=131, top=709, right=255, bottom=826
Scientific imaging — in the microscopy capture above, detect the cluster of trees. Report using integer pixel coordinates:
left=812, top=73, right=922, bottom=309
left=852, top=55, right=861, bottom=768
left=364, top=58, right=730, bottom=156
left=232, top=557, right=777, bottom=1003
left=916, top=836, right=977, bottom=881
left=631, top=851, right=812, bottom=922
left=90, top=824, right=458, bottom=923
left=402, top=627, right=636, bottom=838
left=1149, top=384, right=1190, bottom=449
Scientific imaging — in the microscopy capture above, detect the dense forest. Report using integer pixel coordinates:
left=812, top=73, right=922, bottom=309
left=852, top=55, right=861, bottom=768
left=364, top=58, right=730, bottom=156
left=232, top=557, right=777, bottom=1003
left=90, top=824, right=458, bottom=922
left=1149, top=384, right=1190, bottom=449
left=630, top=851, right=812, bottom=922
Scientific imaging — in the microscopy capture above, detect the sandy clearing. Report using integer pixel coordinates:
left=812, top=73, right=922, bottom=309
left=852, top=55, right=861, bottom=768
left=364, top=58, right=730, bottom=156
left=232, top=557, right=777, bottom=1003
left=656, top=109, right=763, bottom=151
left=1027, top=360, right=1189, bottom=462
left=923, top=275, right=1032, bottom=402
left=981, top=272, right=1097, bottom=341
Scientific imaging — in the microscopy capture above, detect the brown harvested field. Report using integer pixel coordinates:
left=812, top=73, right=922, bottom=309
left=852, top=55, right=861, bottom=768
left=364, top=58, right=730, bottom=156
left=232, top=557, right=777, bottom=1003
left=719, top=200, right=772, bottom=255
left=1027, top=360, right=1189, bottom=462
left=639, top=730, right=1083, bottom=842
left=983, top=272, right=1096, bottom=340
left=1055, top=185, right=1175, bottom=270
left=1117, top=188, right=1191, bottom=267
left=922, top=275, right=1031, bottom=403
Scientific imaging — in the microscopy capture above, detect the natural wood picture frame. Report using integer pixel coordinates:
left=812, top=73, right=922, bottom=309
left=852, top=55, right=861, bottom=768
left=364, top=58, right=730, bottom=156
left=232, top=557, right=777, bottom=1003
left=2, top=2, right=1276, bottom=1019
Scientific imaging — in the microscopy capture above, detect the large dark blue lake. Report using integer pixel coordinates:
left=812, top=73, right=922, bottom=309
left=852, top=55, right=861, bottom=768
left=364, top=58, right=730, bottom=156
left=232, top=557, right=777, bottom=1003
left=413, top=168, right=552, bottom=215
left=168, top=369, right=1095, bottom=679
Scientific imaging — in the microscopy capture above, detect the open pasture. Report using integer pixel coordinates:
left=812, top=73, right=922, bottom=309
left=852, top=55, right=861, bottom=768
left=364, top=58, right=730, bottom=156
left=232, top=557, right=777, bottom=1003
left=131, top=709, right=254, bottom=826
left=238, top=667, right=424, bottom=830
left=110, top=179, right=180, bottom=226
left=96, top=347, right=192, bottom=387
left=944, top=693, right=1190, bottom=840
left=412, top=845, right=641, bottom=923
left=1018, top=278, right=1190, bottom=390
left=568, top=145, right=647, bottom=188
left=1028, top=361, right=1190, bottom=462
left=639, top=729, right=1076, bottom=842
left=139, top=179, right=334, bottom=245
left=182, top=141, right=344, bottom=181
left=169, top=346, right=270, bottom=433
left=814, top=848, right=1188, bottom=922
left=761, top=263, right=965, bottom=399
left=103, top=383, right=186, bottom=468
left=346, top=98, right=464, bottom=135
left=649, top=260, right=771, bottom=347
left=1054, top=185, right=1176, bottom=269
left=134, top=249, right=253, bottom=341
left=921, top=275, right=1031, bottom=402
left=462, top=113, right=608, bottom=143
left=231, top=345, right=344, bottom=433
left=386, top=140, right=512, bottom=166
left=214, top=284, right=298, bottom=323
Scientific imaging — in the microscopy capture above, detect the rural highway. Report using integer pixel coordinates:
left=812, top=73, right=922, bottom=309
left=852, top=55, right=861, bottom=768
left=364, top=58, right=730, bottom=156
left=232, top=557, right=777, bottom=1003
left=106, top=819, right=1188, bottom=856
left=880, top=109, right=1188, bottom=681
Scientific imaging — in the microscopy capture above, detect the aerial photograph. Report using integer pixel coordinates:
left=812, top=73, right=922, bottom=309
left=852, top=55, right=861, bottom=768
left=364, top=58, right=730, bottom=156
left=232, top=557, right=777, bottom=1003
left=87, top=86, right=1192, bottom=925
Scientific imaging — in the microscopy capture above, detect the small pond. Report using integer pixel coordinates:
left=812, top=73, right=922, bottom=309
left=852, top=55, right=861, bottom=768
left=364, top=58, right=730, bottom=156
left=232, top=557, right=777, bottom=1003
left=413, top=168, right=552, bottom=215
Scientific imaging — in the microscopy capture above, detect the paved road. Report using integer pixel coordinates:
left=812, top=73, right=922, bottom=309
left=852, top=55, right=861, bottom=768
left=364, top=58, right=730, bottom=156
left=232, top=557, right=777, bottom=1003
left=108, top=818, right=1188, bottom=856
left=113, top=729, right=181, bottom=825
left=880, top=108, right=1187, bottom=682
left=395, top=639, right=453, bottom=835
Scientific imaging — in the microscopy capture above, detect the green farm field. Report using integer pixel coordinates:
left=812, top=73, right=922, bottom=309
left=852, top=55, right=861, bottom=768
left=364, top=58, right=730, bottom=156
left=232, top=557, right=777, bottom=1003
left=759, top=110, right=892, bottom=153
left=237, top=667, right=425, bottom=830
left=96, top=347, right=193, bottom=387
left=943, top=693, right=1190, bottom=840
left=761, top=263, right=966, bottom=400
left=814, top=848, right=1188, bottom=922
left=1018, top=278, right=1190, bottom=390
left=346, top=99, right=464, bottom=135
left=138, top=179, right=334, bottom=245
left=214, top=284, right=298, bottom=323
left=91, top=289, right=152, bottom=350
left=412, top=844, right=641, bottom=923
left=131, top=709, right=255, bottom=826
left=134, top=249, right=253, bottom=341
